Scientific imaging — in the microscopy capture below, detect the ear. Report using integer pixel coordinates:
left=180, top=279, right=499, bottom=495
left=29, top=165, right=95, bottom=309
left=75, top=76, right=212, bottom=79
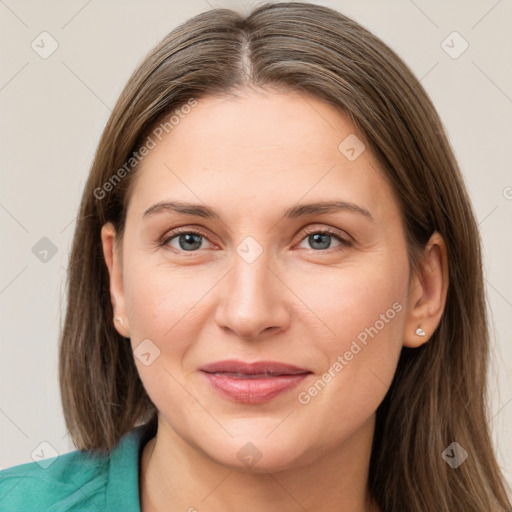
left=101, top=222, right=131, bottom=338
left=403, top=232, right=449, bottom=347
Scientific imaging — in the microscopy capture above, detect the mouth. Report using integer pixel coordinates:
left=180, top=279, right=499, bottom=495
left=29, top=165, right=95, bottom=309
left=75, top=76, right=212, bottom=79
left=200, top=359, right=311, bottom=375
left=204, top=372, right=298, bottom=379
left=199, top=360, right=313, bottom=404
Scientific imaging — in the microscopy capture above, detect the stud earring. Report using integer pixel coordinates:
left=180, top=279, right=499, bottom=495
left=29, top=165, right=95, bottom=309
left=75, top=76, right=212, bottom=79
left=114, top=317, right=123, bottom=324
left=415, top=327, right=426, bottom=337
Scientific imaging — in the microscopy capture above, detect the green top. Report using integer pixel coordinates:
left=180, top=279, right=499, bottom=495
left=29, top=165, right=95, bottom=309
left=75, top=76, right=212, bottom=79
left=0, top=419, right=157, bottom=512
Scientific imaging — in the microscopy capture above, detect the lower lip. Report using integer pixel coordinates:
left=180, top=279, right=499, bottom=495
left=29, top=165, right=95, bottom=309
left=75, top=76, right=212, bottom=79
left=201, top=371, right=311, bottom=404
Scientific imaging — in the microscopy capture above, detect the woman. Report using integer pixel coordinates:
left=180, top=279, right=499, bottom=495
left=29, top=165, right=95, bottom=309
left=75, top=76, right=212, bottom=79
left=1, top=2, right=510, bottom=511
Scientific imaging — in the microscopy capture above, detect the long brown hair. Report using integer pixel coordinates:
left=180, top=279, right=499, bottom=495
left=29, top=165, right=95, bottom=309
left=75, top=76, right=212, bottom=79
left=59, top=3, right=511, bottom=510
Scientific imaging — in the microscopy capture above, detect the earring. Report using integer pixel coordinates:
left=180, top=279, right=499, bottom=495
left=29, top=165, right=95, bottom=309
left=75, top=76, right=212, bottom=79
left=415, top=327, right=426, bottom=337
left=114, top=317, right=123, bottom=324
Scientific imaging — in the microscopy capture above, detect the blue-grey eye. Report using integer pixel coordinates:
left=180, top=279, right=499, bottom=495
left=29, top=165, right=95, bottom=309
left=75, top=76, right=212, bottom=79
left=170, top=233, right=204, bottom=251
left=300, top=230, right=351, bottom=251
left=309, top=233, right=332, bottom=250
left=298, top=232, right=344, bottom=250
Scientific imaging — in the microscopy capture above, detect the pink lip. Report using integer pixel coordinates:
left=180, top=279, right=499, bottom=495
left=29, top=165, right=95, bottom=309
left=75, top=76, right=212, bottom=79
left=200, top=359, right=312, bottom=404
left=200, top=359, right=311, bottom=375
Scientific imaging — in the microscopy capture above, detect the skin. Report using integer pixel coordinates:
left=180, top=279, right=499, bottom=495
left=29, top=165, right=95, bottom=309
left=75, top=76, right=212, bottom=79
left=101, top=88, right=448, bottom=512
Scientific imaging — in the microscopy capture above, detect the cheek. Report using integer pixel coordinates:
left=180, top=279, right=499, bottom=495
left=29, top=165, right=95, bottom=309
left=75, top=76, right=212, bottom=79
left=123, top=257, right=213, bottom=342
left=123, top=260, right=207, bottom=408
left=291, top=255, right=408, bottom=420
left=289, top=254, right=408, bottom=352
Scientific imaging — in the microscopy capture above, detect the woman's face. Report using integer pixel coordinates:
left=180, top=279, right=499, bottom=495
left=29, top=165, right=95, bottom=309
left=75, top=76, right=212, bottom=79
left=104, top=88, right=418, bottom=471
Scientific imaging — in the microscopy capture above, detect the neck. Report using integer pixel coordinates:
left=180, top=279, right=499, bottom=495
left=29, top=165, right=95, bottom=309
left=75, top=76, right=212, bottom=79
left=140, top=413, right=379, bottom=512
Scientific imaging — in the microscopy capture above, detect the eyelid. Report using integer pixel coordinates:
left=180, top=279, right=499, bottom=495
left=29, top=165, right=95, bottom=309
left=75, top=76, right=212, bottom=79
left=295, top=225, right=353, bottom=250
left=159, top=226, right=216, bottom=248
left=298, top=224, right=352, bottom=242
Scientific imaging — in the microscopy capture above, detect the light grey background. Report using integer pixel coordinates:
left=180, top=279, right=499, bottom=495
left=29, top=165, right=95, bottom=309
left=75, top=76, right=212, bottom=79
left=1, top=0, right=511, bottom=488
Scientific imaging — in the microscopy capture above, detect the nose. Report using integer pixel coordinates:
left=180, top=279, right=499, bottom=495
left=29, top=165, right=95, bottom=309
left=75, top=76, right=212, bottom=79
left=214, top=248, right=291, bottom=341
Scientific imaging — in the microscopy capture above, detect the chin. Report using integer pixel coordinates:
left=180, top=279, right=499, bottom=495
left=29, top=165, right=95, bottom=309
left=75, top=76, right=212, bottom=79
left=203, top=436, right=313, bottom=474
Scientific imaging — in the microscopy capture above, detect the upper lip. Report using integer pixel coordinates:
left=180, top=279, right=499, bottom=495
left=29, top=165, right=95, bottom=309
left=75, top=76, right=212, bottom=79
left=200, top=359, right=312, bottom=375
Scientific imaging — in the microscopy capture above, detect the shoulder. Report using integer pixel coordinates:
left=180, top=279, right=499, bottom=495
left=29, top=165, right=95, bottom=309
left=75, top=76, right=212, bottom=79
left=0, top=445, right=109, bottom=512
left=0, top=421, right=155, bottom=512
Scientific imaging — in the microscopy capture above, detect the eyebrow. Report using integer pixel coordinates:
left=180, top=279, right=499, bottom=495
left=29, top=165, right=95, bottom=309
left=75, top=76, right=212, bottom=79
left=143, top=200, right=374, bottom=221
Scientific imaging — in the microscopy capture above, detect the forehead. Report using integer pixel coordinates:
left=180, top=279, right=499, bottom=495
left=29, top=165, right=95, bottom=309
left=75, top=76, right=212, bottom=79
left=126, top=89, right=399, bottom=223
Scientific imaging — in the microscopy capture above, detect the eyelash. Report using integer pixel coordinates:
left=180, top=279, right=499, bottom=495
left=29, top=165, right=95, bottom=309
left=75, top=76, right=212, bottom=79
left=159, top=226, right=353, bottom=253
